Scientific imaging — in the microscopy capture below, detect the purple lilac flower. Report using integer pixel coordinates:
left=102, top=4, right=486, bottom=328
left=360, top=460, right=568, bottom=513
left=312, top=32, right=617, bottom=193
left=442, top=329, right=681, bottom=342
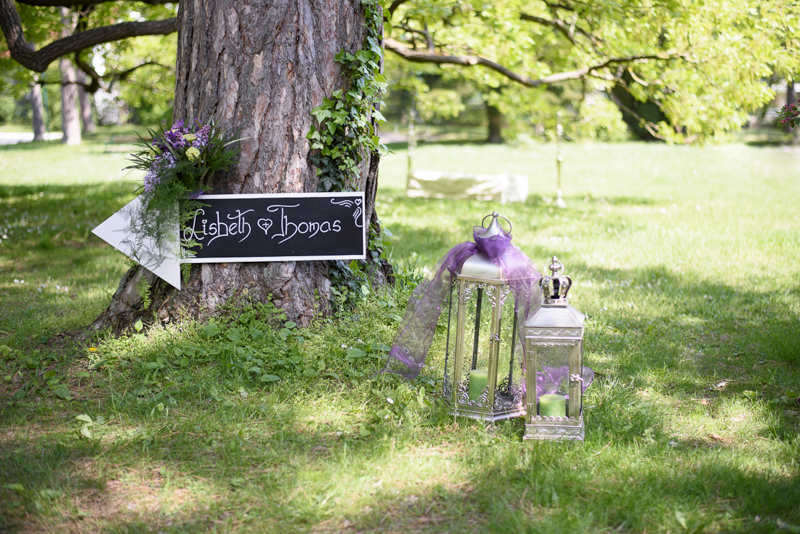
left=143, top=170, right=159, bottom=193
left=143, top=152, right=177, bottom=192
left=194, top=124, right=211, bottom=148
left=164, top=127, right=187, bottom=149
left=166, top=121, right=193, bottom=148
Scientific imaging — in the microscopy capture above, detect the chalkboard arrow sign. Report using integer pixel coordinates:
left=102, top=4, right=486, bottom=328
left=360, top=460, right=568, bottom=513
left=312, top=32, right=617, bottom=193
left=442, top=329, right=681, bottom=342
left=92, top=192, right=366, bottom=291
left=182, top=192, right=366, bottom=262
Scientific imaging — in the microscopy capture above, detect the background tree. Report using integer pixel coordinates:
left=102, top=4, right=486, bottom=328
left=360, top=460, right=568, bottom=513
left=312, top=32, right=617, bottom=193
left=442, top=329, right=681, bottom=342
left=383, top=0, right=800, bottom=142
left=0, top=0, right=177, bottom=133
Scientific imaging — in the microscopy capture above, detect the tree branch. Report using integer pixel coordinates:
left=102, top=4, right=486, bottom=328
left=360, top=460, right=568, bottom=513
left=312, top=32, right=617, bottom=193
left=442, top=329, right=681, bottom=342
left=541, top=0, right=575, bottom=12
left=0, top=0, right=177, bottom=72
left=387, top=0, right=409, bottom=18
left=385, top=37, right=690, bottom=88
left=519, top=13, right=576, bottom=44
left=519, top=11, right=602, bottom=48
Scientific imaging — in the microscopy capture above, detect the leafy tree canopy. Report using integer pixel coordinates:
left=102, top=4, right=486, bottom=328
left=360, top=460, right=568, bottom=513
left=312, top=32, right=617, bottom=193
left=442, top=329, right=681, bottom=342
left=384, top=0, right=800, bottom=141
left=2, top=0, right=800, bottom=139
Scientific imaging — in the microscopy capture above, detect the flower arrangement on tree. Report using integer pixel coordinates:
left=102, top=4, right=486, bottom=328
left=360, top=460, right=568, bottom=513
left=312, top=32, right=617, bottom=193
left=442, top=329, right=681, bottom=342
left=125, top=119, right=243, bottom=266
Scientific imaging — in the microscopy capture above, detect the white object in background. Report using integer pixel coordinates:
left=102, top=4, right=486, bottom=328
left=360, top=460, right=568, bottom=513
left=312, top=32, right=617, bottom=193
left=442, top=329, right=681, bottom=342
left=92, top=196, right=182, bottom=290
left=406, top=171, right=528, bottom=203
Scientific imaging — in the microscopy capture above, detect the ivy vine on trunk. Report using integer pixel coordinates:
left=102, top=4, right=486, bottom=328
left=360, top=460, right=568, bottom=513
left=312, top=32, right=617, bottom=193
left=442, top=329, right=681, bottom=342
left=307, top=0, right=391, bottom=302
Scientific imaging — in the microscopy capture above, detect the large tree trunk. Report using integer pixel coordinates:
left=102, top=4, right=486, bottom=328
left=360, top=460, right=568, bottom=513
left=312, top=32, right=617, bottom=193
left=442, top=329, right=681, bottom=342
left=31, top=80, right=45, bottom=141
left=76, top=69, right=95, bottom=134
left=59, top=8, right=81, bottom=146
left=91, top=0, right=384, bottom=334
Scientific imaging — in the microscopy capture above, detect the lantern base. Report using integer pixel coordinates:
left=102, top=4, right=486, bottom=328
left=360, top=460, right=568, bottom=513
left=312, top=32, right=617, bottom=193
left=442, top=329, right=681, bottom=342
left=443, top=378, right=526, bottom=423
left=524, top=412, right=585, bottom=441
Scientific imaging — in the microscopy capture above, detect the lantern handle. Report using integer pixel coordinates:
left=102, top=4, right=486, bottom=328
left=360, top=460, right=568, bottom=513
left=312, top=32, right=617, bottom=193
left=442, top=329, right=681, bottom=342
left=481, top=212, right=512, bottom=235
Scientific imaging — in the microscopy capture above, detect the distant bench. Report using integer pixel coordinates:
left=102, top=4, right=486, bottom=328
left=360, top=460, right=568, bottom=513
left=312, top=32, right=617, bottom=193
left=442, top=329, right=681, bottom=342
left=406, top=170, right=529, bottom=203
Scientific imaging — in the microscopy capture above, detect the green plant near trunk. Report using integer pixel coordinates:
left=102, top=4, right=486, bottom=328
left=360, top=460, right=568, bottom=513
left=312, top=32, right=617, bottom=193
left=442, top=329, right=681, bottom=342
left=307, top=0, right=390, bottom=304
left=307, top=0, right=387, bottom=193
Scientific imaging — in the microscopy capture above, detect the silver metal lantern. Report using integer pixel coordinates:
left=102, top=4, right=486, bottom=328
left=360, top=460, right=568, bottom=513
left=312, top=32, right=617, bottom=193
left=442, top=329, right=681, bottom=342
left=442, top=213, right=527, bottom=422
left=524, top=257, right=586, bottom=441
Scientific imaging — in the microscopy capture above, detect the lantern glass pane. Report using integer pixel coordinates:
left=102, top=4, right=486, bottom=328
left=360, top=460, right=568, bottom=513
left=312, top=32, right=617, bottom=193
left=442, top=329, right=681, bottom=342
left=536, top=344, right=570, bottom=396
left=455, top=282, right=521, bottom=402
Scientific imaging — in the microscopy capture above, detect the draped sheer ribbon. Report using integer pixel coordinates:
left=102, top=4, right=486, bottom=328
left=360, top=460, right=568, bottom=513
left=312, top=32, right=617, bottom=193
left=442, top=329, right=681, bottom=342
left=382, top=226, right=541, bottom=380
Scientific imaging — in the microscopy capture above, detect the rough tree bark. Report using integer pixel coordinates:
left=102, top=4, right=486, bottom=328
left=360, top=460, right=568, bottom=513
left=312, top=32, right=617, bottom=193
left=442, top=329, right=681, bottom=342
left=31, top=81, right=45, bottom=141
left=90, top=0, right=384, bottom=333
left=59, top=56, right=81, bottom=145
left=76, top=69, right=95, bottom=133
left=59, top=8, right=80, bottom=145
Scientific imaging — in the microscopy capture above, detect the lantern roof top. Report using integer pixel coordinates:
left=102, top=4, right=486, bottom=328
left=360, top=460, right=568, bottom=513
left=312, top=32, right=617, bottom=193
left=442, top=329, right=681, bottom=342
left=524, top=303, right=585, bottom=331
left=459, top=252, right=506, bottom=282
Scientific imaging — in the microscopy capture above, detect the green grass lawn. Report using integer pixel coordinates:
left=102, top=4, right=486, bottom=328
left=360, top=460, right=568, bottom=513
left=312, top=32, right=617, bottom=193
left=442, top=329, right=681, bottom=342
left=1, top=130, right=799, bottom=533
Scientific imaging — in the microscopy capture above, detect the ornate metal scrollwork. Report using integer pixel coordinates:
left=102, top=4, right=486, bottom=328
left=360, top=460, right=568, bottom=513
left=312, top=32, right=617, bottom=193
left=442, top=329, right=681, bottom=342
left=527, top=327, right=582, bottom=338
left=483, top=284, right=511, bottom=308
left=528, top=340, right=578, bottom=348
left=459, top=281, right=477, bottom=304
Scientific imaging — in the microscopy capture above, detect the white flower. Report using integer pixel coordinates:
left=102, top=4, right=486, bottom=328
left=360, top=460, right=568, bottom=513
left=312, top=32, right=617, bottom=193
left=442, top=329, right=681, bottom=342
left=386, top=397, right=394, bottom=404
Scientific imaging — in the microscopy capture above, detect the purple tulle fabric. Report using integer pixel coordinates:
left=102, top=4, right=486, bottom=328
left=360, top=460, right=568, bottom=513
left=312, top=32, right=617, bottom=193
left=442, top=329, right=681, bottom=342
left=382, top=225, right=542, bottom=379
left=534, top=365, right=595, bottom=398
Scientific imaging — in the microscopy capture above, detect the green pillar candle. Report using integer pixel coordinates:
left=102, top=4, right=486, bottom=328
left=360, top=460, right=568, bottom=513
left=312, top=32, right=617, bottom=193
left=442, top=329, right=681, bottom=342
left=539, top=394, right=566, bottom=417
left=468, top=369, right=489, bottom=402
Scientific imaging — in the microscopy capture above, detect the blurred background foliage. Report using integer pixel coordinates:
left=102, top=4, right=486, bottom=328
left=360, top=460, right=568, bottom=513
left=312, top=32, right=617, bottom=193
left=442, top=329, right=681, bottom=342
left=1, top=0, right=800, bottom=145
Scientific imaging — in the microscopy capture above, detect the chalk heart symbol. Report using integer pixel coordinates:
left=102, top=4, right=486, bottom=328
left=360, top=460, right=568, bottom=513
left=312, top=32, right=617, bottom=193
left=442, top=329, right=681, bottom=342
left=257, top=218, right=273, bottom=235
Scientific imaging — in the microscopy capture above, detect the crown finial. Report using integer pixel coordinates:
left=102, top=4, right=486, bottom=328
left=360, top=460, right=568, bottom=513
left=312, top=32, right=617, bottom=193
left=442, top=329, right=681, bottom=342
left=541, top=256, right=572, bottom=304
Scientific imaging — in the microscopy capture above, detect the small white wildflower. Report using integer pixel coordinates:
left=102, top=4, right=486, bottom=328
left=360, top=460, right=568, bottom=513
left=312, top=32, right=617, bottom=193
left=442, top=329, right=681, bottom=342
left=358, top=339, right=364, bottom=344
left=386, top=397, right=394, bottom=404
left=14, top=279, right=19, bottom=283
left=669, top=441, right=678, bottom=447
left=341, top=344, right=347, bottom=349
left=56, top=285, right=60, bottom=290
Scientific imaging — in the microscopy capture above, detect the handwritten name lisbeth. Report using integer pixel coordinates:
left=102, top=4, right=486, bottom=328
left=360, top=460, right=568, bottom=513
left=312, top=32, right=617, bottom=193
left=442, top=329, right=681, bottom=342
left=183, top=204, right=345, bottom=247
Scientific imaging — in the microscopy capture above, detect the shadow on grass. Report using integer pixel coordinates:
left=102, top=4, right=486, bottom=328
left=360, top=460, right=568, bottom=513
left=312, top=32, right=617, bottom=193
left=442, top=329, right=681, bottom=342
left=2, top=387, right=796, bottom=533
left=0, top=140, right=63, bottom=151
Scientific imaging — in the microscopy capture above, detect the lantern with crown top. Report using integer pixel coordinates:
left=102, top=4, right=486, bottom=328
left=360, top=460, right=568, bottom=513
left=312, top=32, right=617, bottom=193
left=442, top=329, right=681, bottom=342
left=523, top=257, right=592, bottom=441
